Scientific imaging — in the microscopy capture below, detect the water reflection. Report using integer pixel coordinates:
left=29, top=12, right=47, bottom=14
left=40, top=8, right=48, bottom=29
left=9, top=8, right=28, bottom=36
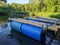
left=7, top=23, right=60, bottom=45
left=0, top=22, right=60, bottom=45
left=0, top=23, right=20, bottom=45
left=9, top=30, right=43, bottom=45
left=0, top=23, right=11, bottom=36
left=45, top=30, right=60, bottom=45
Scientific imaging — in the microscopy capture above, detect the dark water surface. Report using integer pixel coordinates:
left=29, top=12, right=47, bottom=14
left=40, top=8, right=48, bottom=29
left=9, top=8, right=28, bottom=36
left=0, top=23, right=20, bottom=45
left=0, top=23, right=60, bottom=45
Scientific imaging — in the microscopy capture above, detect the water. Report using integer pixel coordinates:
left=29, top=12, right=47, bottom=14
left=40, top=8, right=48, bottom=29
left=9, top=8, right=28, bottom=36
left=9, top=30, right=42, bottom=45
left=0, top=23, right=11, bottom=36
left=0, top=23, right=20, bottom=45
left=0, top=22, right=60, bottom=45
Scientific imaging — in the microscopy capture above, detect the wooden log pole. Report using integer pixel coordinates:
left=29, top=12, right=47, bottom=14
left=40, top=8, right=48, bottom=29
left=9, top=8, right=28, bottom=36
left=26, top=17, right=60, bottom=25
left=8, top=18, right=59, bottom=32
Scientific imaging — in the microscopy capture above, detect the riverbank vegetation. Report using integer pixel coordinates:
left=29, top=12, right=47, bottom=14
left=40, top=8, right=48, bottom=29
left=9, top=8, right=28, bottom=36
left=0, top=0, right=60, bottom=21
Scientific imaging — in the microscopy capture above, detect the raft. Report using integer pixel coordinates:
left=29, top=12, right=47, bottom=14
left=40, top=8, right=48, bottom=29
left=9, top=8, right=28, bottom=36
left=9, top=18, right=59, bottom=41
left=10, top=20, right=43, bottom=41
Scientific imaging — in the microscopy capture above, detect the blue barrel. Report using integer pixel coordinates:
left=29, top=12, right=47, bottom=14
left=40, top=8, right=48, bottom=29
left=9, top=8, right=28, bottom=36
left=36, top=17, right=58, bottom=24
left=26, top=18, right=54, bottom=25
left=21, top=23, right=43, bottom=41
left=10, top=20, right=43, bottom=41
left=36, top=17, right=56, bottom=21
left=26, top=18, right=40, bottom=22
left=10, top=21, right=22, bottom=32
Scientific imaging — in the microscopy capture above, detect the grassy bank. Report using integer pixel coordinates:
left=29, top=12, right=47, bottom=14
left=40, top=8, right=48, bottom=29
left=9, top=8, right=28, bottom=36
left=0, top=12, right=60, bottom=23
left=0, top=16, right=8, bottom=21
left=0, top=16, right=8, bottom=24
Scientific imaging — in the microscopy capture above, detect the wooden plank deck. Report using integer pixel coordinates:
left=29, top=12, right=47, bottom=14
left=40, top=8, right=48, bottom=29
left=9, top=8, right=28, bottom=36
left=9, top=18, right=60, bottom=32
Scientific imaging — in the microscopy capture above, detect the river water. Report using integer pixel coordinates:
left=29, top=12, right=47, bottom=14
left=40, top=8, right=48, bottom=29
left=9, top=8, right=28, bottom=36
left=0, top=23, right=60, bottom=45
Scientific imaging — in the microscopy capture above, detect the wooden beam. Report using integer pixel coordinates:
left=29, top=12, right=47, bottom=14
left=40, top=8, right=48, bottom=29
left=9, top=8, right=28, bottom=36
left=8, top=18, right=59, bottom=32
left=52, top=25, right=60, bottom=29
left=26, top=17, right=60, bottom=25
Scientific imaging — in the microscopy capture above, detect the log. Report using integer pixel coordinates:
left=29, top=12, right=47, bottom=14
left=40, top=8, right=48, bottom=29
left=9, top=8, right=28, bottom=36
left=8, top=18, right=59, bottom=32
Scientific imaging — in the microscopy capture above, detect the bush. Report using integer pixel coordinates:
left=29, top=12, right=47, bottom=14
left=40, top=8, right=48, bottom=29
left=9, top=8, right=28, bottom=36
left=0, top=16, right=8, bottom=21
left=29, top=12, right=60, bottom=19
left=50, top=13, right=60, bottom=19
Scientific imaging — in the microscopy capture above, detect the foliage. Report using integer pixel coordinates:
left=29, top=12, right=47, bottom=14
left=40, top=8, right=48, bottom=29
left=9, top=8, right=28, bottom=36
left=0, top=0, right=60, bottom=19
left=50, top=13, right=60, bottom=19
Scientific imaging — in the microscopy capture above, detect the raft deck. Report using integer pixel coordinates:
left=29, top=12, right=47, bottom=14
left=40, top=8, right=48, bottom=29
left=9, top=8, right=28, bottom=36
left=9, top=18, right=60, bottom=32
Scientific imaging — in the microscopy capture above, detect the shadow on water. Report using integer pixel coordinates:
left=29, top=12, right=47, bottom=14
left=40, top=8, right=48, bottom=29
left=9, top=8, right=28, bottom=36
left=9, top=28, right=60, bottom=45
left=0, top=23, right=20, bottom=45
left=0, top=22, right=43, bottom=45
left=9, top=29, right=60, bottom=45
left=6, top=23, right=60, bottom=45
left=8, top=30, right=43, bottom=45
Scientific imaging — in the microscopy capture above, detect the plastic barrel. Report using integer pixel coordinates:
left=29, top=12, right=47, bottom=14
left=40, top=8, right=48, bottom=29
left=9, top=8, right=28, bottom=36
left=10, top=20, right=43, bottom=41
left=36, top=17, right=57, bottom=24
left=21, top=23, right=43, bottom=41
left=26, top=18, right=54, bottom=25
left=26, top=18, right=40, bottom=22
left=10, top=21, right=22, bottom=32
left=36, top=17, right=56, bottom=21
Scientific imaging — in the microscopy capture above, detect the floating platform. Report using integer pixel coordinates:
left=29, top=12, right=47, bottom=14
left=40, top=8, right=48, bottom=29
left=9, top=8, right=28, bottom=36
left=9, top=18, right=59, bottom=31
left=9, top=18, right=60, bottom=41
